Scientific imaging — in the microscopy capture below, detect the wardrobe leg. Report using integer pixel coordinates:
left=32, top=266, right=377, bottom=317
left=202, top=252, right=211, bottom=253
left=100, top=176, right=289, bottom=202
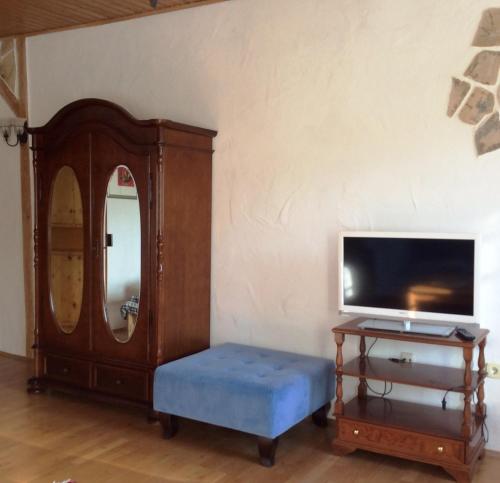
left=27, top=377, right=45, bottom=394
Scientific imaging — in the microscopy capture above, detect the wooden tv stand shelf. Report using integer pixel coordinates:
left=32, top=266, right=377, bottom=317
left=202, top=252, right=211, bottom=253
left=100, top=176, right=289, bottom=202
left=332, top=318, right=489, bottom=483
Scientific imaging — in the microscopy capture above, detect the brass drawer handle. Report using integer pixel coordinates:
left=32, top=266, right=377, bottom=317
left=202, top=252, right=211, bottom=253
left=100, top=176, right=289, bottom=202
left=353, top=429, right=359, bottom=436
left=437, top=446, right=444, bottom=453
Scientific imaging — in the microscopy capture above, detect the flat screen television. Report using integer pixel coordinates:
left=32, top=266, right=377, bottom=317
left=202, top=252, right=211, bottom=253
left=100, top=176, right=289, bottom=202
left=338, top=232, right=478, bottom=324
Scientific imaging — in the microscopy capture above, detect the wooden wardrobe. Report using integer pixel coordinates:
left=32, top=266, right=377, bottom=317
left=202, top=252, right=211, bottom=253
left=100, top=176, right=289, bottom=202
left=28, top=99, right=216, bottom=410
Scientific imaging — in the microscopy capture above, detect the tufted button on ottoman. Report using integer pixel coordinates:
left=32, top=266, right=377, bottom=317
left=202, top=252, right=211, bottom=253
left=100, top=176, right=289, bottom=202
left=154, top=343, right=335, bottom=466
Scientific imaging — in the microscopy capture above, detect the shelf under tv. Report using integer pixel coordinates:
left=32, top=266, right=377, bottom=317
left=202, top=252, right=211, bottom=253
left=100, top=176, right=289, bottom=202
left=332, top=318, right=489, bottom=483
left=334, top=317, right=487, bottom=348
left=342, top=357, right=480, bottom=392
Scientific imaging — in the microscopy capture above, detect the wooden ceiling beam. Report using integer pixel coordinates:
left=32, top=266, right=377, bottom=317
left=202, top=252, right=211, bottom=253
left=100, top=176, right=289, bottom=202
left=0, top=0, right=229, bottom=40
left=15, top=37, right=35, bottom=359
left=0, top=76, right=19, bottom=114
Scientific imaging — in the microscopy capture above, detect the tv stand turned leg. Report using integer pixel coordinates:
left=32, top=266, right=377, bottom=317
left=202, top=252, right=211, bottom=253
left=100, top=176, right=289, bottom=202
left=462, top=347, right=473, bottom=440
left=477, top=338, right=487, bottom=420
left=358, top=335, right=368, bottom=399
left=334, top=333, right=345, bottom=416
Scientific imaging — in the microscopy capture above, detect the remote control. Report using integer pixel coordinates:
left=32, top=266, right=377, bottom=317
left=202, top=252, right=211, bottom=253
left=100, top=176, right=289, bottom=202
left=455, top=327, right=475, bottom=341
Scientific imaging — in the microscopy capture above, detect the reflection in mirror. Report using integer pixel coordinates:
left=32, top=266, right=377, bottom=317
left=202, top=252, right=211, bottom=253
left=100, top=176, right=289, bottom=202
left=104, top=166, right=141, bottom=342
left=49, top=166, right=84, bottom=333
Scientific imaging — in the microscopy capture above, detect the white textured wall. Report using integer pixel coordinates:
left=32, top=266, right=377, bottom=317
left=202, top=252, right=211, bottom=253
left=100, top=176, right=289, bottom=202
left=0, top=97, right=26, bottom=356
left=27, top=0, right=500, bottom=449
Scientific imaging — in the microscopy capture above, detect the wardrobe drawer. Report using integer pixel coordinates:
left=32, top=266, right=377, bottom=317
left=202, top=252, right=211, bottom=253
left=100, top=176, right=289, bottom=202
left=44, top=355, right=91, bottom=388
left=338, top=419, right=464, bottom=465
left=93, top=364, right=148, bottom=401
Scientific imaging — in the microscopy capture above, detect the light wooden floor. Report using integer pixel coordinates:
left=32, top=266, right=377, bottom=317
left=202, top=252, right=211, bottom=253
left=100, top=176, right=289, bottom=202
left=1, top=355, right=499, bottom=483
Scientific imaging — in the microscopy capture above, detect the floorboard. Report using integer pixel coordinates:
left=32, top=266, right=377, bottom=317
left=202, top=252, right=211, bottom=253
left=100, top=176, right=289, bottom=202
left=0, top=355, right=498, bottom=482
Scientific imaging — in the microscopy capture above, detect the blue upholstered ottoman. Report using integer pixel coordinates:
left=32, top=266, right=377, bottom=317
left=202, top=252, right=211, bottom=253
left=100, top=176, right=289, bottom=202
left=153, top=343, right=335, bottom=466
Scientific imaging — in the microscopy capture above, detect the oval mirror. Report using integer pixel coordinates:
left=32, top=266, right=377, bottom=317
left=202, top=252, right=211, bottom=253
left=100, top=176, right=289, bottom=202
left=49, top=166, right=84, bottom=333
left=103, top=166, right=141, bottom=342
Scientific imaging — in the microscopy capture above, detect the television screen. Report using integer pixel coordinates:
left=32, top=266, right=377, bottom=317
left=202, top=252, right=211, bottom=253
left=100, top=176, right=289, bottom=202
left=340, top=234, right=476, bottom=322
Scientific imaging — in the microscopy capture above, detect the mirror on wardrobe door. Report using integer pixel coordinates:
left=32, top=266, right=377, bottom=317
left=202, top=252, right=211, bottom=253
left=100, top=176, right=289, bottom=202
left=49, top=166, right=84, bottom=334
left=103, top=166, right=141, bottom=343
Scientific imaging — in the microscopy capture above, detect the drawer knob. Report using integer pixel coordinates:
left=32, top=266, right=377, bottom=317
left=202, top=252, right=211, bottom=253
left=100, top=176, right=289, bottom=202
left=115, top=379, right=123, bottom=385
left=62, top=367, right=69, bottom=374
left=437, top=446, right=444, bottom=453
left=353, top=429, right=359, bottom=436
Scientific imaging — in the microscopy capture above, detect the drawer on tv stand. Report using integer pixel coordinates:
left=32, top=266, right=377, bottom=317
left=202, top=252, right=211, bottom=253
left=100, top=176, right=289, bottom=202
left=337, top=419, right=465, bottom=465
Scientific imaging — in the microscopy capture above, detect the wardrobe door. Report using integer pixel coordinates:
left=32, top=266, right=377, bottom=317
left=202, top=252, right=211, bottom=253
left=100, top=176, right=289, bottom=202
left=40, top=131, right=91, bottom=354
left=91, top=131, right=151, bottom=363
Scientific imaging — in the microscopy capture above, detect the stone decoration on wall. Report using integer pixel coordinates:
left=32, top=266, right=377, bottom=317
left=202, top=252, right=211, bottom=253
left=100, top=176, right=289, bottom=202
left=458, top=86, right=494, bottom=124
left=447, top=78, right=471, bottom=117
left=448, top=8, right=500, bottom=155
left=473, top=9, right=500, bottom=47
left=464, top=51, right=500, bottom=85
left=0, top=39, right=16, bottom=93
left=475, top=112, right=500, bottom=155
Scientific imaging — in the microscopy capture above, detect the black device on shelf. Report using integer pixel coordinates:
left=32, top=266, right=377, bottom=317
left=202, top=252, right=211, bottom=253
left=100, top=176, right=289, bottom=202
left=455, top=327, right=476, bottom=341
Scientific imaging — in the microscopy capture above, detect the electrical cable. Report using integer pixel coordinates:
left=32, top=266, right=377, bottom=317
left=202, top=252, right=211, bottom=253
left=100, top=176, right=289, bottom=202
left=473, top=388, right=489, bottom=443
left=366, top=337, right=378, bottom=357
left=363, top=338, right=489, bottom=441
left=364, top=338, right=393, bottom=397
left=482, top=407, right=489, bottom=443
left=441, top=387, right=489, bottom=443
left=366, top=380, right=393, bottom=398
left=441, top=386, right=464, bottom=410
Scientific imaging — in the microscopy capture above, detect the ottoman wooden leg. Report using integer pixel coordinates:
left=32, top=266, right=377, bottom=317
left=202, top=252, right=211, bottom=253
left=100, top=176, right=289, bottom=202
left=258, top=436, right=279, bottom=467
left=159, top=413, right=179, bottom=439
left=312, top=402, right=331, bottom=427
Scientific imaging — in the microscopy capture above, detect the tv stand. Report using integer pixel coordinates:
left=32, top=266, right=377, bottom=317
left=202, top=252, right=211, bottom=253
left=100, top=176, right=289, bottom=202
left=332, top=318, right=489, bottom=483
